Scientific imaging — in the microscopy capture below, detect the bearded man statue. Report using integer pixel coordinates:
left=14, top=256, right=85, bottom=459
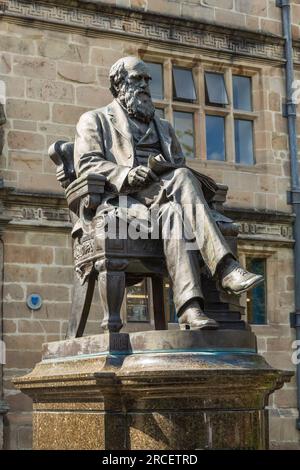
left=74, top=56, right=262, bottom=330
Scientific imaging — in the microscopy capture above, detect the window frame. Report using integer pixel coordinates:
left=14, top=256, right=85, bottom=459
left=143, top=55, right=259, bottom=165
left=245, top=256, right=267, bottom=325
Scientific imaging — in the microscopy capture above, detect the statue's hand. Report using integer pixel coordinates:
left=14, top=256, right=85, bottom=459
left=128, top=165, right=159, bottom=189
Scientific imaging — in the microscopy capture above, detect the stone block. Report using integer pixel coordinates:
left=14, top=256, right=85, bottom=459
left=7, top=393, right=33, bottom=413
left=4, top=231, right=27, bottom=245
left=17, top=172, right=59, bottom=192
left=13, top=56, right=56, bottom=79
left=20, top=320, right=61, bottom=335
left=131, top=0, right=147, bottom=10
left=116, top=0, right=130, bottom=6
left=7, top=131, right=45, bottom=151
left=90, top=48, right=124, bottom=67
left=260, top=19, right=282, bottom=36
left=215, top=9, right=246, bottom=27
left=258, top=174, right=277, bottom=192
left=26, top=79, right=74, bottom=103
left=5, top=245, right=53, bottom=265
left=57, top=62, right=96, bottom=84
left=41, top=266, right=74, bottom=285
left=3, top=302, right=29, bottom=319
left=76, top=85, right=110, bottom=107
left=235, top=0, right=267, bottom=16
left=272, top=133, right=288, bottom=151
left=6, top=334, right=45, bottom=352
left=8, top=151, right=43, bottom=173
left=267, top=338, right=293, bottom=352
left=246, top=15, right=260, bottom=30
left=149, top=0, right=181, bottom=16
left=5, top=265, right=38, bottom=283
left=6, top=99, right=49, bottom=121
left=12, top=120, right=37, bottom=131
left=0, top=53, right=11, bottom=74
left=3, top=283, right=25, bottom=302
left=3, top=320, right=17, bottom=334
left=27, top=232, right=67, bottom=248
left=268, top=0, right=282, bottom=21
left=54, top=247, right=73, bottom=266
left=204, top=0, right=233, bottom=8
left=274, top=387, right=297, bottom=408
left=17, top=426, right=33, bottom=450
left=280, top=416, right=300, bottom=442
left=37, top=40, right=89, bottom=63
left=38, top=121, right=72, bottom=135
left=181, top=4, right=215, bottom=21
left=40, top=303, right=70, bottom=321
left=269, top=92, right=281, bottom=112
left=263, top=352, right=295, bottom=372
left=52, top=104, right=89, bottom=125
left=286, top=276, right=294, bottom=292
left=0, top=76, right=25, bottom=98
left=25, top=284, right=71, bottom=302
left=0, top=36, right=35, bottom=55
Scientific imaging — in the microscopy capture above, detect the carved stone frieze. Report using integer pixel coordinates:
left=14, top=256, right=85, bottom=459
left=238, top=221, right=293, bottom=245
left=0, top=0, right=288, bottom=63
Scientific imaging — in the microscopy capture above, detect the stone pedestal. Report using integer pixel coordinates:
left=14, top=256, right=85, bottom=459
left=13, top=330, right=292, bottom=450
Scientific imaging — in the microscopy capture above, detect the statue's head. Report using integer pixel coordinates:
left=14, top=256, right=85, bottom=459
left=109, top=56, right=155, bottom=123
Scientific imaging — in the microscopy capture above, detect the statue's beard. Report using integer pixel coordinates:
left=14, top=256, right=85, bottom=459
left=120, top=88, right=155, bottom=123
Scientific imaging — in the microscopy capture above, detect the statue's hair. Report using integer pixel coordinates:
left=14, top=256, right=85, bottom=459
left=109, top=56, right=142, bottom=97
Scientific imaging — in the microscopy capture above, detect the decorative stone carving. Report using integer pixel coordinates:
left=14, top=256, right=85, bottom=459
left=0, top=0, right=287, bottom=63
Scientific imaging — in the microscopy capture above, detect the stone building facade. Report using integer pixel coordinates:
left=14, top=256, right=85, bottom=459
left=0, top=0, right=299, bottom=449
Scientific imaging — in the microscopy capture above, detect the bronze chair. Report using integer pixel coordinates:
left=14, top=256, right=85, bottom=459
left=49, top=140, right=242, bottom=338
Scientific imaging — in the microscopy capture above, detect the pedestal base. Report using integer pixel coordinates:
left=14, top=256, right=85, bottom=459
left=13, top=330, right=292, bottom=450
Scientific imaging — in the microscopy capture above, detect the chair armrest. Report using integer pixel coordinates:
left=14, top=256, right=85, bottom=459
left=209, top=183, right=228, bottom=212
left=48, top=140, right=76, bottom=189
left=65, top=174, right=106, bottom=214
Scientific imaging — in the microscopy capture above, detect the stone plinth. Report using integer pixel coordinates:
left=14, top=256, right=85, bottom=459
left=13, top=330, right=292, bottom=450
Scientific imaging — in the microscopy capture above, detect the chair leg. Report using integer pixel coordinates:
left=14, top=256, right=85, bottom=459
left=152, top=275, right=167, bottom=330
left=66, top=270, right=96, bottom=339
left=96, top=264, right=125, bottom=333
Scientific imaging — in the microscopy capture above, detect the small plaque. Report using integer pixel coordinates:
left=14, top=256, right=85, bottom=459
left=26, top=294, right=42, bottom=311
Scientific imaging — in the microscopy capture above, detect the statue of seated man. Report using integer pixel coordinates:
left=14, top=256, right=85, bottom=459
left=74, top=56, right=262, bottom=330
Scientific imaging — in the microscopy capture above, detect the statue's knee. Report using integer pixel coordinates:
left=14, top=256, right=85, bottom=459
left=173, top=167, right=193, bottom=181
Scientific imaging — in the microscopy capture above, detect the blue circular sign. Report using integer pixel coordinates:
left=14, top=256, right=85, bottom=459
left=26, top=294, right=42, bottom=311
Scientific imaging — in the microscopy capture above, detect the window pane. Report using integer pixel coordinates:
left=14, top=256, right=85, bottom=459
left=235, top=119, right=254, bottom=165
left=206, top=115, right=225, bottom=161
left=155, top=108, right=164, bottom=119
left=174, top=111, right=195, bottom=159
left=205, top=72, right=229, bottom=106
left=233, top=75, right=252, bottom=111
left=126, top=280, right=150, bottom=322
left=246, top=258, right=267, bottom=325
left=173, top=67, right=196, bottom=101
left=145, top=62, right=163, bottom=100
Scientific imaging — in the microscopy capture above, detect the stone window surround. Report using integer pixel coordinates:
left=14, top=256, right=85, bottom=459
left=141, top=50, right=261, bottom=165
left=238, top=243, right=279, bottom=326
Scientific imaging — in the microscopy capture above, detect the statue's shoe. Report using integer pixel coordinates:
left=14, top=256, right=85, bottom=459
left=178, top=308, right=219, bottom=330
left=221, top=266, right=263, bottom=295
